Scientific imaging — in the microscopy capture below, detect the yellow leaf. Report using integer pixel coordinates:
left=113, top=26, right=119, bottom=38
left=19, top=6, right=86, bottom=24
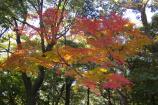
left=99, top=68, right=108, bottom=73
left=64, top=54, right=72, bottom=61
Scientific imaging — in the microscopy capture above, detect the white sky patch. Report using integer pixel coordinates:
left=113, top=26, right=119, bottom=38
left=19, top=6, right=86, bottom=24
left=124, top=8, right=156, bottom=27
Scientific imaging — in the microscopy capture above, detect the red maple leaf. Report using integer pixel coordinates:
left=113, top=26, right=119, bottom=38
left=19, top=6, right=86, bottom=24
left=103, top=74, right=131, bottom=89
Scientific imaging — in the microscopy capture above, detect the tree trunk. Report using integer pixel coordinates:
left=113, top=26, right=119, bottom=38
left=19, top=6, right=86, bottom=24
left=117, top=90, right=128, bottom=105
left=119, top=94, right=128, bottom=105
left=107, top=90, right=113, bottom=105
left=65, top=78, right=73, bottom=105
left=139, top=1, right=150, bottom=37
left=151, top=95, right=156, bottom=105
left=22, top=45, right=53, bottom=105
left=22, top=67, right=45, bottom=105
left=87, top=88, right=90, bottom=105
left=26, top=95, right=36, bottom=105
left=140, top=7, right=149, bottom=35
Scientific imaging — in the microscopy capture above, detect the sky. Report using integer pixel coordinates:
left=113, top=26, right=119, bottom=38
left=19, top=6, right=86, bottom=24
left=123, top=0, right=157, bottom=27
left=124, top=8, right=156, bottom=27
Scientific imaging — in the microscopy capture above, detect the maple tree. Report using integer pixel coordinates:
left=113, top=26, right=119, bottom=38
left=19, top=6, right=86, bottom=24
left=1, top=10, right=151, bottom=89
left=59, top=13, right=150, bottom=91
left=0, top=0, right=72, bottom=105
left=0, top=1, right=152, bottom=105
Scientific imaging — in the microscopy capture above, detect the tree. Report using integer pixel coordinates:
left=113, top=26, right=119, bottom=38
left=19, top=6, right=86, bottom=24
left=0, top=0, right=76, bottom=105
left=0, top=1, right=152, bottom=105
left=68, top=13, right=151, bottom=105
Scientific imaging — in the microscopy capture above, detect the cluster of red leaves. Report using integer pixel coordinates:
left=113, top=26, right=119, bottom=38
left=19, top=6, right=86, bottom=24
left=101, top=61, right=115, bottom=68
left=88, top=36, right=113, bottom=48
left=71, top=13, right=128, bottom=35
left=102, top=13, right=129, bottom=32
left=72, top=17, right=101, bottom=34
left=82, top=79, right=97, bottom=90
left=70, top=13, right=133, bottom=90
left=21, top=8, right=67, bottom=44
left=43, top=8, right=61, bottom=25
left=102, top=74, right=131, bottom=89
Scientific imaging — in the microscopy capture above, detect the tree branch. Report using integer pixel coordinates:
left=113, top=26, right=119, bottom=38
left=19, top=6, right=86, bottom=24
left=0, top=28, right=9, bottom=38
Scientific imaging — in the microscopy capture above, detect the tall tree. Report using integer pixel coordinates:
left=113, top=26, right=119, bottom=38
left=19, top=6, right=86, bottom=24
left=0, top=0, right=76, bottom=105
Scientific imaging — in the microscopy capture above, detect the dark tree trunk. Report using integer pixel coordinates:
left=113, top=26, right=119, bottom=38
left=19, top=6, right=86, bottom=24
left=87, top=88, right=90, bottom=105
left=139, top=0, right=150, bottom=37
left=151, top=95, right=156, bottom=105
left=107, top=90, right=113, bottom=105
left=117, top=90, right=128, bottom=105
left=65, top=78, right=73, bottom=105
left=22, top=68, right=45, bottom=105
left=140, top=7, right=149, bottom=35
left=26, top=95, right=36, bottom=105
left=119, top=94, right=128, bottom=105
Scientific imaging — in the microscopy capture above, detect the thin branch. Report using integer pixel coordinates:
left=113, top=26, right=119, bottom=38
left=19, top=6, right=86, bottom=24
left=57, top=0, right=68, bottom=27
left=0, top=50, right=13, bottom=54
left=7, top=36, right=11, bottom=57
left=56, top=20, right=75, bottom=39
left=14, top=17, right=39, bottom=31
left=27, top=0, right=39, bottom=12
left=0, top=28, right=9, bottom=38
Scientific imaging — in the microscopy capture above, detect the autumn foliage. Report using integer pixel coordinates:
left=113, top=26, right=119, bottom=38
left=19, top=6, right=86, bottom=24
left=0, top=8, right=151, bottom=92
left=65, top=13, right=150, bottom=90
